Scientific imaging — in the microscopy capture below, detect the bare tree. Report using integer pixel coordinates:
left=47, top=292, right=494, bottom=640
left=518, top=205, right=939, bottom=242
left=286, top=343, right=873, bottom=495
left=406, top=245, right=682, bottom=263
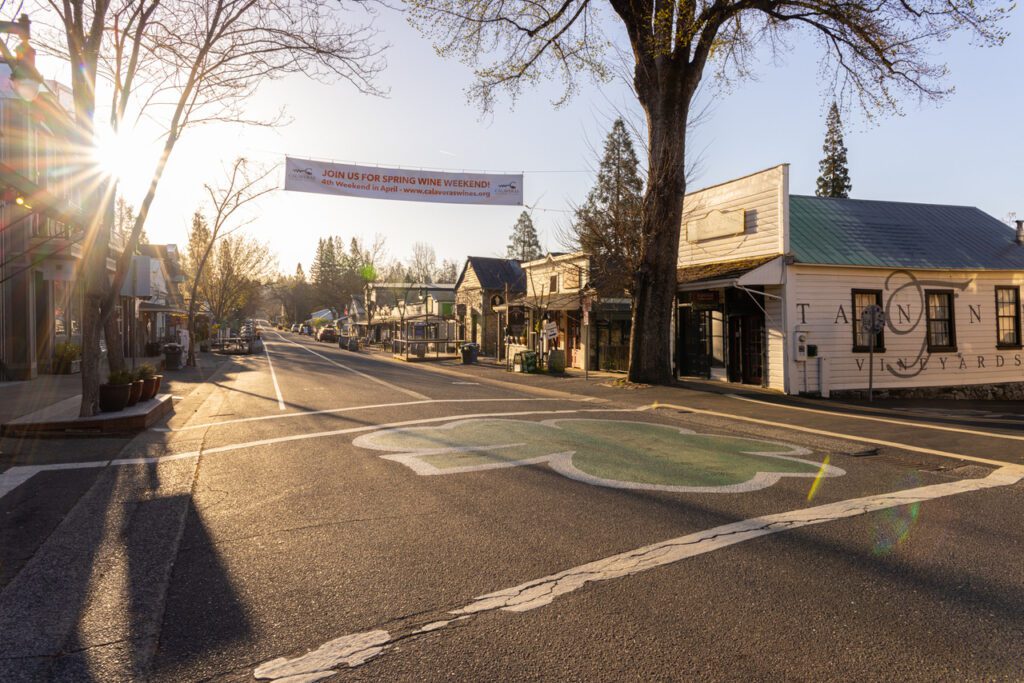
left=185, top=157, right=275, bottom=366
left=434, top=258, right=459, bottom=284
left=407, top=242, right=437, bottom=284
left=202, top=235, right=277, bottom=322
left=405, top=0, right=1010, bottom=383
left=43, top=0, right=384, bottom=415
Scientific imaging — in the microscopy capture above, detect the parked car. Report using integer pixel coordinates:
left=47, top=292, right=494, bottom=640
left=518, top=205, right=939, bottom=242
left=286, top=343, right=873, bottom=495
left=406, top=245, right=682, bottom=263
left=290, top=324, right=300, bottom=333
left=317, top=326, right=338, bottom=343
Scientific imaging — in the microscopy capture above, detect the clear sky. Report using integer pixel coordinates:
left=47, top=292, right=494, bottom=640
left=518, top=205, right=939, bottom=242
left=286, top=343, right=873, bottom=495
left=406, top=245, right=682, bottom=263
left=33, top=5, right=1024, bottom=275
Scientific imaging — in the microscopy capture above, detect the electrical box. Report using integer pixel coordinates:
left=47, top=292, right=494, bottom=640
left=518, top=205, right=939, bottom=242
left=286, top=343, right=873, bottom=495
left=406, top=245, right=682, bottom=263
left=807, top=344, right=818, bottom=358
left=794, top=331, right=809, bottom=362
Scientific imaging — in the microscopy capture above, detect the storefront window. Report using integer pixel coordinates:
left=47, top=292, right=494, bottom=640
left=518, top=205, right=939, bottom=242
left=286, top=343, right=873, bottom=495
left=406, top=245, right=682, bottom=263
left=995, top=286, right=1021, bottom=348
left=925, top=291, right=956, bottom=352
left=852, top=290, right=884, bottom=352
left=709, top=310, right=725, bottom=367
left=53, top=280, right=80, bottom=339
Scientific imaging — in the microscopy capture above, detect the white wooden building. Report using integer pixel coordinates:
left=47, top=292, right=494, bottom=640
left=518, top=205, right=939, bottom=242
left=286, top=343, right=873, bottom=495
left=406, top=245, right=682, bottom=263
left=677, top=165, right=1024, bottom=398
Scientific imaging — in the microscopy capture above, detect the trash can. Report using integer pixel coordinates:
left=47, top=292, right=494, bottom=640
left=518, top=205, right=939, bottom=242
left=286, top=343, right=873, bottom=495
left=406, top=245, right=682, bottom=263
left=521, top=350, right=538, bottom=373
left=547, top=349, right=565, bottom=373
left=461, top=343, right=479, bottom=364
left=163, top=343, right=183, bottom=370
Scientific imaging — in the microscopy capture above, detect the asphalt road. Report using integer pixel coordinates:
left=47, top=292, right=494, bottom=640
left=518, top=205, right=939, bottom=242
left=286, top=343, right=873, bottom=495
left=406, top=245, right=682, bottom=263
left=1, top=330, right=1023, bottom=682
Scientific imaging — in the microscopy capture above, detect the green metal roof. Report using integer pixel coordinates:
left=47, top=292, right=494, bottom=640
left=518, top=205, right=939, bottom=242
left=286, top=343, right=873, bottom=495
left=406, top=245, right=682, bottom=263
left=790, top=195, right=1024, bottom=270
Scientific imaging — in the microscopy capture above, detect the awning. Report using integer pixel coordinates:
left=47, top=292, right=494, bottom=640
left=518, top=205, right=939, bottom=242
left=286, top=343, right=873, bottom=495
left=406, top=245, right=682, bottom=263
left=496, top=293, right=631, bottom=313
left=677, top=255, right=784, bottom=291
left=139, top=302, right=187, bottom=314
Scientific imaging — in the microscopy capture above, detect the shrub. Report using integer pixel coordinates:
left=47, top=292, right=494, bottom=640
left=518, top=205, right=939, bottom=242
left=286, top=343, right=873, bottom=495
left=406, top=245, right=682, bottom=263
left=107, top=370, right=134, bottom=385
left=135, top=364, right=156, bottom=380
left=55, top=341, right=81, bottom=362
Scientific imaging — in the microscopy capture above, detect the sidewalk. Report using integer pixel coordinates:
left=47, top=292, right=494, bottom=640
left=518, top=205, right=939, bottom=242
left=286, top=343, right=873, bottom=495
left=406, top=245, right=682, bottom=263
left=0, top=354, right=228, bottom=425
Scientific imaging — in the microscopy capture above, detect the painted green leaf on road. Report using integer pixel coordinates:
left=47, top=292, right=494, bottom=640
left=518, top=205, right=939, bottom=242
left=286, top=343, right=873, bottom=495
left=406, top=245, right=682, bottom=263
left=353, top=418, right=844, bottom=494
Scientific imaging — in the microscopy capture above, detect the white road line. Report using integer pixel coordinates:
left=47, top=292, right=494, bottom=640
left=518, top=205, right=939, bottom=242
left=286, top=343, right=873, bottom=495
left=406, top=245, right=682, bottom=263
left=655, top=402, right=1015, bottom=468
left=271, top=333, right=429, bottom=401
left=0, top=407, right=647, bottom=501
left=153, top=397, right=576, bottom=433
left=728, top=394, right=1024, bottom=443
left=264, top=340, right=286, bottom=410
left=254, top=464, right=1024, bottom=681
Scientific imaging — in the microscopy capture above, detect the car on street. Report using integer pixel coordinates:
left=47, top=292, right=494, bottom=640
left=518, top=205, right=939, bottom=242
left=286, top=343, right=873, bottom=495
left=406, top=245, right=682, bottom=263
left=317, top=326, right=338, bottom=343
left=290, top=324, right=300, bottom=333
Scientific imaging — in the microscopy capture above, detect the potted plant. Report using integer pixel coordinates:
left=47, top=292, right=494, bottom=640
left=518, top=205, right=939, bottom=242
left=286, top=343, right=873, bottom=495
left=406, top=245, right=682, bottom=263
left=126, top=371, right=144, bottom=407
left=137, top=364, right=160, bottom=401
left=54, top=342, right=82, bottom=374
left=99, top=370, right=134, bottom=412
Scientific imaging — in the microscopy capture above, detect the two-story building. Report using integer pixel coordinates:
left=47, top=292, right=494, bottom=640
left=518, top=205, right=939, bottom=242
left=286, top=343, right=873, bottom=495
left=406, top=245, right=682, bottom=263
left=677, top=164, right=1024, bottom=398
left=0, top=74, right=88, bottom=380
left=364, top=282, right=457, bottom=347
left=133, top=244, right=187, bottom=355
left=506, top=252, right=632, bottom=371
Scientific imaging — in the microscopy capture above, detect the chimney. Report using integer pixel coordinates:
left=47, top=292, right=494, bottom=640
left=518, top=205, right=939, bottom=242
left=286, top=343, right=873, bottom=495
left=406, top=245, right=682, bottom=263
left=1017, top=220, right=1024, bottom=245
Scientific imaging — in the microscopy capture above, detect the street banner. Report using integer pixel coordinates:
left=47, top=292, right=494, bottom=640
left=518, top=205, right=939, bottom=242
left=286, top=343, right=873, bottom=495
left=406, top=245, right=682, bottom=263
left=285, top=157, right=523, bottom=206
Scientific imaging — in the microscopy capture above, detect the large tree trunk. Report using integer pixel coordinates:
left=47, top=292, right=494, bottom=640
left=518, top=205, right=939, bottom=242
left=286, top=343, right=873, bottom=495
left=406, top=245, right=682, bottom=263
left=80, top=295, right=102, bottom=416
left=105, top=304, right=125, bottom=373
left=627, top=72, right=689, bottom=385
left=79, top=197, right=112, bottom=416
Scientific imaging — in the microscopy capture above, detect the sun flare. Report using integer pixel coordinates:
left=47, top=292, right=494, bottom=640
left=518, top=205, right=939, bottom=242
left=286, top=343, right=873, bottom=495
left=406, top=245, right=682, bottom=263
left=93, top=128, right=149, bottom=184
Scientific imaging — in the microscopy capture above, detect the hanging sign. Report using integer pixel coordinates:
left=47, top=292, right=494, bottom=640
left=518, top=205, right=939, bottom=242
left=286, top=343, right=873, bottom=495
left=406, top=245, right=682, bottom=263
left=285, top=157, right=523, bottom=206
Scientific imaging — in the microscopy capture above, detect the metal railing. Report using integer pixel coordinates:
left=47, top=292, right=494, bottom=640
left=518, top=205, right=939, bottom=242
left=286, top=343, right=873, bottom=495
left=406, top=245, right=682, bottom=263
left=391, top=337, right=463, bottom=361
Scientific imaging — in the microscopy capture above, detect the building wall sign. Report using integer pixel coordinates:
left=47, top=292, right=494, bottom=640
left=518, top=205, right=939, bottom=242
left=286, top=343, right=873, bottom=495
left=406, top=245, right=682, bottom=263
left=791, top=267, right=1024, bottom=391
left=686, top=208, right=745, bottom=242
left=285, top=157, right=523, bottom=206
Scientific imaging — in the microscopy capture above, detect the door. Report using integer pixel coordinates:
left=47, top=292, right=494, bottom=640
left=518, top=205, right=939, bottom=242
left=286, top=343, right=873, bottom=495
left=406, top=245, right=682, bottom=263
left=679, top=307, right=710, bottom=377
left=741, top=315, right=764, bottom=385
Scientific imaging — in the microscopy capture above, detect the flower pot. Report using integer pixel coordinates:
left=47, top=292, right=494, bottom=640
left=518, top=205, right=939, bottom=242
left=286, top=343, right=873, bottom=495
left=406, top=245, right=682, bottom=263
left=141, top=376, right=159, bottom=401
left=153, top=375, right=163, bottom=396
left=126, top=380, right=143, bottom=407
left=99, top=382, right=131, bottom=413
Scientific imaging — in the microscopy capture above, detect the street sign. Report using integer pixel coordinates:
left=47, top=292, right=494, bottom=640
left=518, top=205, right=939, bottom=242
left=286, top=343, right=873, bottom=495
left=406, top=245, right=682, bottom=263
left=543, top=320, right=558, bottom=340
left=861, top=304, right=885, bottom=334
left=861, top=304, right=885, bottom=403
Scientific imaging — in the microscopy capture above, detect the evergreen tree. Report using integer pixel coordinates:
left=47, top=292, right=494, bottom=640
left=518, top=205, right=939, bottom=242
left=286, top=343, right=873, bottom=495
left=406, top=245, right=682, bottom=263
left=506, top=211, right=543, bottom=261
left=815, top=102, right=853, bottom=199
left=185, top=211, right=212, bottom=294
left=295, top=263, right=306, bottom=281
left=569, top=118, right=643, bottom=293
left=310, top=238, right=325, bottom=286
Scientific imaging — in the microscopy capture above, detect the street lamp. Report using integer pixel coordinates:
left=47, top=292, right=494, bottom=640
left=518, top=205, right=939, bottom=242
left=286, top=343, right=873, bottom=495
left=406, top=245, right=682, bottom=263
left=0, top=15, right=43, bottom=102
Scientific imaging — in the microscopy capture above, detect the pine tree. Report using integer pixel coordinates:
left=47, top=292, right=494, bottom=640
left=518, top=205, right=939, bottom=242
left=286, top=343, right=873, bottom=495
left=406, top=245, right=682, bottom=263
left=570, top=118, right=644, bottom=293
left=816, top=102, right=852, bottom=199
left=310, top=238, right=325, bottom=286
left=506, top=211, right=543, bottom=262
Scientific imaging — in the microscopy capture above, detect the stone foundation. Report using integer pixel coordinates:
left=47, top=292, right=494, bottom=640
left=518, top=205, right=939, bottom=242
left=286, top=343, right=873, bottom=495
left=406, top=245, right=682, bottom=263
left=830, top=381, right=1024, bottom=401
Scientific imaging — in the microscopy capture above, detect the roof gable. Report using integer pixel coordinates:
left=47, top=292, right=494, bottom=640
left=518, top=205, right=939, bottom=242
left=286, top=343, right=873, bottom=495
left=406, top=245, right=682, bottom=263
left=790, top=195, right=1024, bottom=270
left=457, top=256, right=526, bottom=291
